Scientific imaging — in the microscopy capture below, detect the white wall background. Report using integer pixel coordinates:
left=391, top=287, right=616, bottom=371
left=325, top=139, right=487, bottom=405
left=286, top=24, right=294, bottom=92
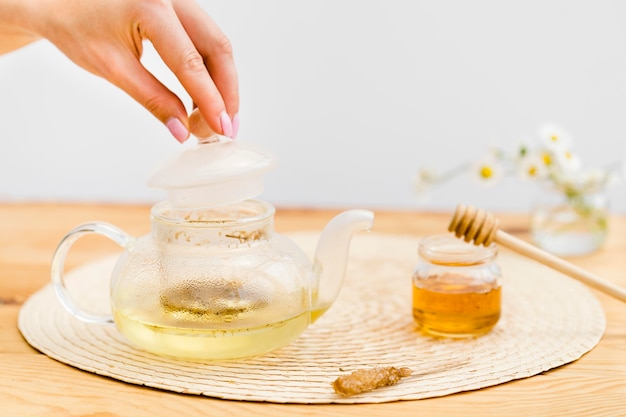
left=1, top=0, right=626, bottom=213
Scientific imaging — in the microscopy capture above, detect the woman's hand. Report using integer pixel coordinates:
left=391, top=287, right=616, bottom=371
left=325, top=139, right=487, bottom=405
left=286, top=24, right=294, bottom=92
left=0, top=0, right=239, bottom=142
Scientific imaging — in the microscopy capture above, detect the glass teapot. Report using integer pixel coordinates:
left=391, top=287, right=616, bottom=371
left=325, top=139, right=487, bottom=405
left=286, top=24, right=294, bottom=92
left=51, top=137, right=374, bottom=360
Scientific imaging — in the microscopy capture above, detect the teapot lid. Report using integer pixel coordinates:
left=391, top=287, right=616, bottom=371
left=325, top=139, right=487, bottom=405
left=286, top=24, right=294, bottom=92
left=148, top=135, right=277, bottom=208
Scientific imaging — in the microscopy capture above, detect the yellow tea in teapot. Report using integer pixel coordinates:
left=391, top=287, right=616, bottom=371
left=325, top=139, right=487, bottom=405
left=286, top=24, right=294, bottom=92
left=113, top=278, right=312, bottom=360
left=113, top=309, right=311, bottom=360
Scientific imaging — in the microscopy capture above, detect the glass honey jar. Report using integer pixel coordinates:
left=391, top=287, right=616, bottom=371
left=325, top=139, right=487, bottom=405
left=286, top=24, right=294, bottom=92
left=412, top=234, right=502, bottom=338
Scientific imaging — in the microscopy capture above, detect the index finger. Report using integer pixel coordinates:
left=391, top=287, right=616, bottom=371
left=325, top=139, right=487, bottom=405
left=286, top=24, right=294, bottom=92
left=139, top=3, right=230, bottom=136
left=173, top=0, right=239, bottom=119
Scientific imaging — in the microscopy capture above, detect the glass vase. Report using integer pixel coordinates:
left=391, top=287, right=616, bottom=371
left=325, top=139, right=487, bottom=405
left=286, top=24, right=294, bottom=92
left=531, top=187, right=608, bottom=257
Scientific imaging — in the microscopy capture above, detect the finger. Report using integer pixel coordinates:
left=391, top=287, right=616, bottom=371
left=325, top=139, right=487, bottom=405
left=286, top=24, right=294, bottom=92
left=140, top=4, right=232, bottom=137
left=173, top=1, right=239, bottom=119
left=102, top=47, right=190, bottom=143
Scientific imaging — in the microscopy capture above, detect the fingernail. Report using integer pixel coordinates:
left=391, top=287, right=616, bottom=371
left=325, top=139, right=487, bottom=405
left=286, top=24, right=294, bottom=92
left=166, top=117, right=189, bottom=143
left=231, top=113, right=240, bottom=139
left=220, top=111, right=233, bottom=138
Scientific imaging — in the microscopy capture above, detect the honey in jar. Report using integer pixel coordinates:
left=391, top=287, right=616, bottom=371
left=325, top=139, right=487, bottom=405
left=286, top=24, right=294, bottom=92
left=412, top=234, right=502, bottom=337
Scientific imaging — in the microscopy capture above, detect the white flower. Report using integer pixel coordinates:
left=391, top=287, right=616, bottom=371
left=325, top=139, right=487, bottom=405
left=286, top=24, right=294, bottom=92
left=412, top=124, right=623, bottom=205
left=537, top=123, right=572, bottom=152
left=552, top=149, right=581, bottom=174
left=470, top=156, right=503, bottom=186
left=538, top=149, right=556, bottom=170
left=517, top=153, right=548, bottom=181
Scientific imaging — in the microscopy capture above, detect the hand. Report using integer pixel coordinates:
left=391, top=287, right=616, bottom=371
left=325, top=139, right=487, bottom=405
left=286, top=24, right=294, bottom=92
left=2, top=0, right=239, bottom=142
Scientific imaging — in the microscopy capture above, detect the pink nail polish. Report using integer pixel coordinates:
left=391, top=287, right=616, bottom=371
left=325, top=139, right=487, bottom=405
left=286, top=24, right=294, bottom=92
left=231, top=113, right=240, bottom=139
left=166, top=117, right=189, bottom=143
left=220, top=111, right=233, bottom=138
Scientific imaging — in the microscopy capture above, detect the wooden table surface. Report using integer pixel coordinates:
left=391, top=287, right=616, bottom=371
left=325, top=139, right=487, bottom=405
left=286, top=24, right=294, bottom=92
left=2, top=203, right=625, bottom=417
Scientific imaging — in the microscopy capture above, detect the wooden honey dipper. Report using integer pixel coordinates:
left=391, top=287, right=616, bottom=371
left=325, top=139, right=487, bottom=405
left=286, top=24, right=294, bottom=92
left=449, top=204, right=626, bottom=303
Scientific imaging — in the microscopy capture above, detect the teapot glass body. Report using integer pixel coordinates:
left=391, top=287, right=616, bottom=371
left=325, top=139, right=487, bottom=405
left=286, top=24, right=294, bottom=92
left=53, top=200, right=321, bottom=360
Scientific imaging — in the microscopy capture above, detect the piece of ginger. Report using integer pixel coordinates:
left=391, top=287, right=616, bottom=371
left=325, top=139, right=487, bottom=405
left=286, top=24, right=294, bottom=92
left=332, top=366, right=412, bottom=396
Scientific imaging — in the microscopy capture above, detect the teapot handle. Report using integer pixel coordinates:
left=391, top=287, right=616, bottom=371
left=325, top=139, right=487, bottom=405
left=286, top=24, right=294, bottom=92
left=51, top=222, right=134, bottom=324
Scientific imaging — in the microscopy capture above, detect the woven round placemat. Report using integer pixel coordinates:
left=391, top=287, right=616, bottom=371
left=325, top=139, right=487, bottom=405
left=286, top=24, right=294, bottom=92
left=19, top=232, right=605, bottom=404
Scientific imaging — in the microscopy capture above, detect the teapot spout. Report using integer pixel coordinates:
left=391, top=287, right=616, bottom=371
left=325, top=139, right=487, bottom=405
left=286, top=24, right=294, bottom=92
left=312, top=209, right=374, bottom=319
